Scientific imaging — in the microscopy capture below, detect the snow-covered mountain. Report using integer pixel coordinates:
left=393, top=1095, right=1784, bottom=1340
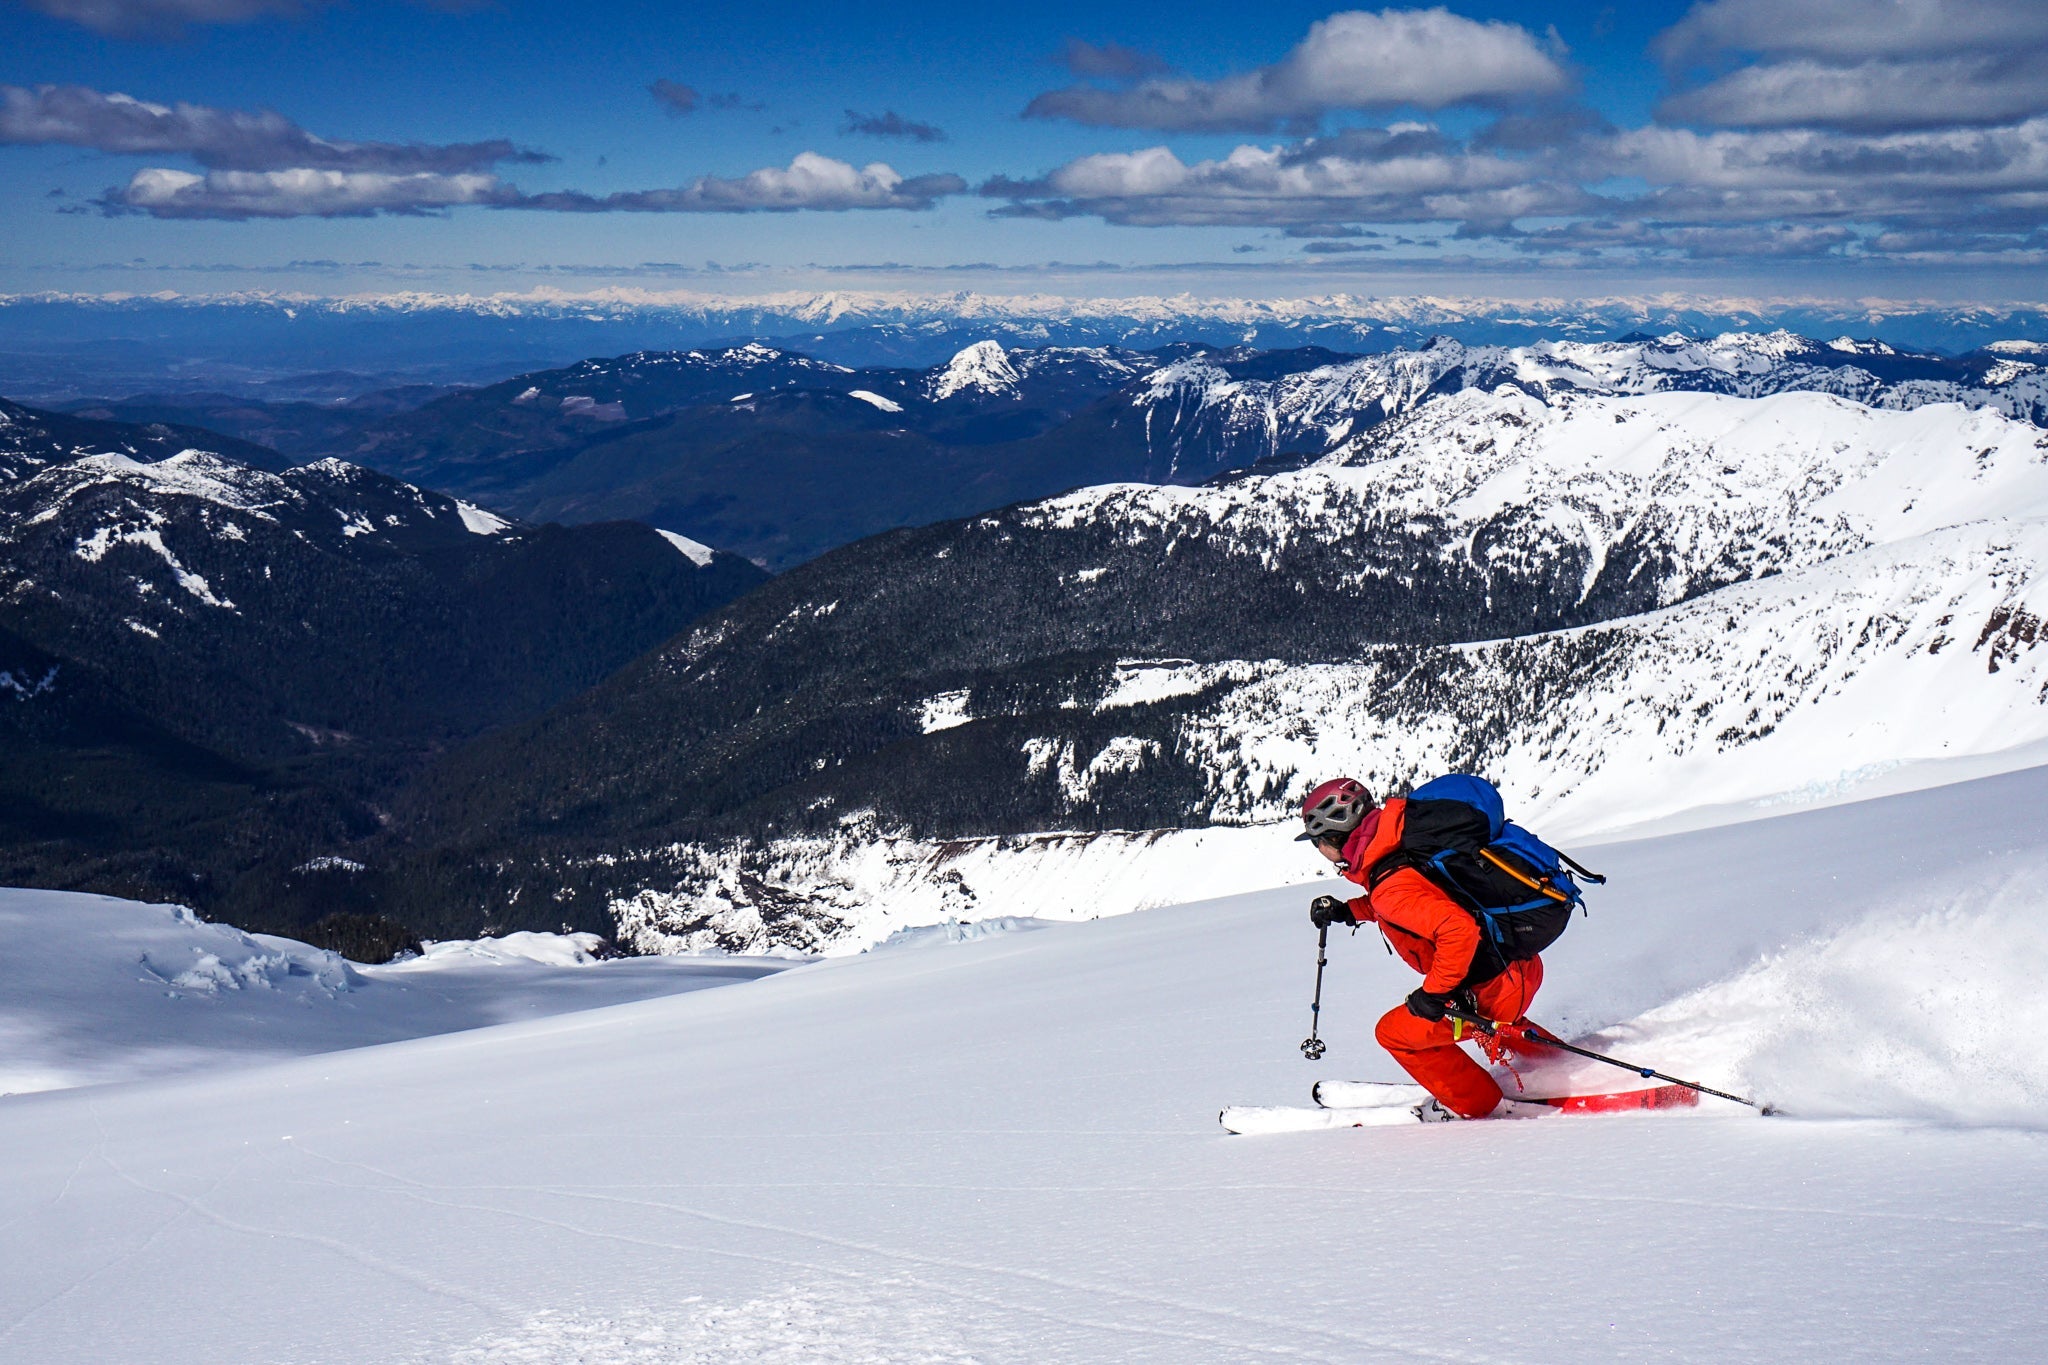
left=1, top=435, right=762, bottom=758
left=315, top=339, right=1169, bottom=568
left=381, top=379, right=2048, bottom=952
left=1, top=395, right=290, bottom=482
left=43, top=330, right=2039, bottom=576
left=19, top=333, right=2048, bottom=951
left=279, top=330, right=2047, bottom=572
left=0, top=398, right=767, bottom=933
left=8, top=288, right=2047, bottom=398
left=1127, top=331, right=2048, bottom=474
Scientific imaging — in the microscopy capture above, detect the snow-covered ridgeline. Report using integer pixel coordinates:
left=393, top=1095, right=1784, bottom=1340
left=17, top=449, right=298, bottom=515
left=6, top=449, right=447, bottom=535
left=1029, top=390, right=2048, bottom=608
left=19, top=285, right=2047, bottom=336
left=1, top=444, right=737, bottom=635
left=1132, top=331, right=2048, bottom=468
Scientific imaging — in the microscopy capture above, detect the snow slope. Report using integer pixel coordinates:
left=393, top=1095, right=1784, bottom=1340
left=0, top=890, right=791, bottom=1095
left=4, top=765, right=2047, bottom=1362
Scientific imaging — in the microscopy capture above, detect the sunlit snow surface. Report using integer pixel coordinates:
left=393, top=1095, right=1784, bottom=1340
left=5, top=767, right=2048, bottom=1361
left=654, top=527, right=717, bottom=566
left=455, top=499, right=512, bottom=535
left=0, top=895, right=789, bottom=1095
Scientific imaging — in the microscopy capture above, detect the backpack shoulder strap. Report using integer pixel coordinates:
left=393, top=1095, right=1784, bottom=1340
left=1364, top=848, right=1418, bottom=891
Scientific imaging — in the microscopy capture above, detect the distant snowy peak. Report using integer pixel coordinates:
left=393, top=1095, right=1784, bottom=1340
left=616, top=342, right=848, bottom=374
left=930, top=341, right=1022, bottom=401
left=9, top=447, right=462, bottom=542
left=57, top=450, right=292, bottom=514
left=1033, top=389, right=2048, bottom=610
left=0, top=397, right=290, bottom=485
left=1127, top=330, right=2048, bottom=477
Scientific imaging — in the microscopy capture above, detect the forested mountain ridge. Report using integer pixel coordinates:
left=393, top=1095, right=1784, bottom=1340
left=0, top=399, right=765, bottom=932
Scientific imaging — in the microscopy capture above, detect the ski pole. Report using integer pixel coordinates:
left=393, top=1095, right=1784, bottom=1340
left=1444, top=1008, right=1772, bottom=1113
left=1300, top=922, right=1329, bottom=1060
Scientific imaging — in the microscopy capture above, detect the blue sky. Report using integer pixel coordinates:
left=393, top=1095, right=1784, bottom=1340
left=2, top=0, right=2044, bottom=298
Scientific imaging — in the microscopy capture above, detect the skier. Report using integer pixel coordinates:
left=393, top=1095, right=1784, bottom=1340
left=1296, top=777, right=1551, bottom=1121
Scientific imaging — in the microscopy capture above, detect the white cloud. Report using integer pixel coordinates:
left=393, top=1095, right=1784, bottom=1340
left=1516, top=219, right=1859, bottom=260
left=106, top=167, right=513, bottom=218
left=1607, top=118, right=2048, bottom=216
left=99, top=152, right=966, bottom=218
left=517, top=153, right=965, bottom=213
left=1656, top=0, right=2048, bottom=132
left=1658, top=0, right=2048, bottom=64
left=987, top=130, right=1586, bottom=229
left=16, top=0, right=457, bottom=38
left=983, top=109, right=2048, bottom=262
left=1024, top=8, right=1571, bottom=133
left=0, top=84, right=543, bottom=173
left=1662, top=56, right=2048, bottom=131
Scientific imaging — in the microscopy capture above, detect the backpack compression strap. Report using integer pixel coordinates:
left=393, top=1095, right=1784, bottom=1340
left=1555, top=850, right=1607, bottom=885
left=1477, top=847, right=1572, bottom=903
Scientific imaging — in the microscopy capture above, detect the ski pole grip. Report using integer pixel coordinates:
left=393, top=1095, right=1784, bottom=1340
left=1445, top=1007, right=1497, bottom=1035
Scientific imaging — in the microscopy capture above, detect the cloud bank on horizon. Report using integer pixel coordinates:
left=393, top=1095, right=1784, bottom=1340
left=0, top=0, right=2044, bottom=293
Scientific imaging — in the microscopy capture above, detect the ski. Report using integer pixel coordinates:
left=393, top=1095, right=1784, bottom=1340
left=1220, top=1103, right=1425, bottom=1135
left=1316, top=1073, right=1702, bottom=1114
left=1311, top=1079, right=1428, bottom=1109
left=1225, top=1078, right=1702, bottom=1133
left=1520, top=1083, right=1700, bottom=1114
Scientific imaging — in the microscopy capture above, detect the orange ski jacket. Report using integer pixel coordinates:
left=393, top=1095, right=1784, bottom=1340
left=1334, top=797, right=1488, bottom=994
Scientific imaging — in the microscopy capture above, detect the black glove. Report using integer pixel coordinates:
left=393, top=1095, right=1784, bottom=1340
left=1309, top=895, right=1355, bottom=929
left=1405, top=988, right=1454, bottom=1022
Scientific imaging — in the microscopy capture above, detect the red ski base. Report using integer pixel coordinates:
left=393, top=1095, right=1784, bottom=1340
left=1523, top=1083, right=1700, bottom=1114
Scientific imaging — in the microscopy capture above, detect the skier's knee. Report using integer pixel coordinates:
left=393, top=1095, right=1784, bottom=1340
left=1373, top=1008, right=1412, bottom=1052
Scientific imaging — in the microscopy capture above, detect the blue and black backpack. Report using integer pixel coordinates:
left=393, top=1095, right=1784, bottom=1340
left=1366, top=773, right=1606, bottom=984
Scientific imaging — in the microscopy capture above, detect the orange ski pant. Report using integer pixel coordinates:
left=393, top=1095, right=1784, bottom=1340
left=1374, top=957, right=1545, bottom=1119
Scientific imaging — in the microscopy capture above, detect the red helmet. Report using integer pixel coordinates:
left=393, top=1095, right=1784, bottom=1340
left=1296, top=777, right=1374, bottom=843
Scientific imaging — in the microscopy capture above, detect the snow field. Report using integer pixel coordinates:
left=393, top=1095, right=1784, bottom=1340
left=0, top=891, right=792, bottom=1095
left=5, top=767, right=2048, bottom=1361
